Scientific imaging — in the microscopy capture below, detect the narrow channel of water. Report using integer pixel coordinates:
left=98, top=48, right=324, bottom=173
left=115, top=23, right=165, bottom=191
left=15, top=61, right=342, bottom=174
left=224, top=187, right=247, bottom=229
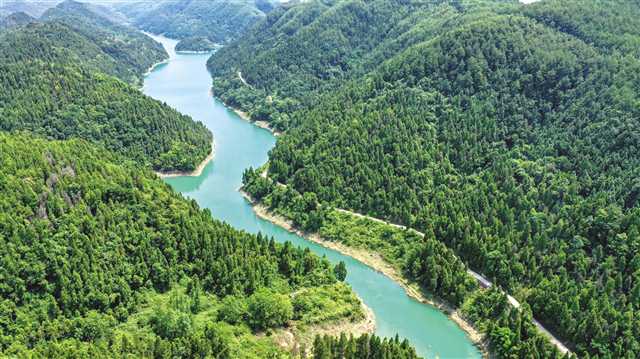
left=142, top=34, right=481, bottom=359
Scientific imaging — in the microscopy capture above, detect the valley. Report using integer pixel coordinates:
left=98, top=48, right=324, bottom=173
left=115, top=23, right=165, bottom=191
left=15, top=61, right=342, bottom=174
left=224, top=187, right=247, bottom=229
left=1, top=0, right=638, bottom=357
left=144, top=34, right=482, bottom=359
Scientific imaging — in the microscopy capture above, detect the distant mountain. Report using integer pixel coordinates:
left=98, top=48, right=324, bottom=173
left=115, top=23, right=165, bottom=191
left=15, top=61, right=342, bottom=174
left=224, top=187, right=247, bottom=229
left=117, top=0, right=279, bottom=51
left=0, top=0, right=59, bottom=17
left=80, top=1, right=130, bottom=25
left=41, top=0, right=167, bottom=84
left=0, top=11, right=35, bottom=29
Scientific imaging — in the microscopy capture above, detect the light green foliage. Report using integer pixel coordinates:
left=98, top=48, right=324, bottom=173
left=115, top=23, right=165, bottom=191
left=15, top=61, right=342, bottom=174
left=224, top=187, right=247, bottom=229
left=218, top=295, right=249, bottom=325
left=149, top=309, right=193, bottom=340
left=247, top=289, right=294, bottom=331
left=292, top=283, right=363, bottom=325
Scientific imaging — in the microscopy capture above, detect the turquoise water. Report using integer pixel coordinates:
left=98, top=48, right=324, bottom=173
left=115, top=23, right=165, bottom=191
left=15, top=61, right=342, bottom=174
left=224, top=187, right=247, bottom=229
left=142, top=35, right=481, bottom=359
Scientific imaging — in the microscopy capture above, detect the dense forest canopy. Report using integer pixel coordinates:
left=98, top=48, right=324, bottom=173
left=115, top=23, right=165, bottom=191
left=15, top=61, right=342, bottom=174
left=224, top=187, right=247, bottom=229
left=0, top=17, right=212, bottom=172
left=207, top=0, right=519, bottom=130
left=0, top=133, right=369, bottom=357
left=312, top=333, right=420, bottom=359
left=0, top=2, right=428, bottom=358
left=211, top=0, right=640, bottom=357
left=116, top=0, right=279, bottom=51
left=41, top=0, right=168, bottom=85
left=174, top=36, right=218, bottom=53
left=0, top=21, right=136, bottom=82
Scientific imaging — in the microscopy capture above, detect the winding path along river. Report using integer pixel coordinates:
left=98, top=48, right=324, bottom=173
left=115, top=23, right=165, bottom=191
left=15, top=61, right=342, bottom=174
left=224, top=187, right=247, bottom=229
left=142, top=34, right=481, bottom=359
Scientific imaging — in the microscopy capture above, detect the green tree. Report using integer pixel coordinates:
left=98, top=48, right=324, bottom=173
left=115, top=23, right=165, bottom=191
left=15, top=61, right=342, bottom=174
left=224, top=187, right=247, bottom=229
left=334, top=261, right=347, bottom=282
left=247, top=289, right=293, bottom=331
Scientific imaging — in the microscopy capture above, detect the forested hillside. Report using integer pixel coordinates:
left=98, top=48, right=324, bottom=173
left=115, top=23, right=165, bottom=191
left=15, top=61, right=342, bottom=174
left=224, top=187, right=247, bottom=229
left=41, top=0, right=167, bottom=84
left=0, top=133, right=371, bottom=357
left=117, top=0, right=279, bottom=51
left=207, top=0, right=517, bottom=130
left=0, top=22, right=212, bottom=172
left=1, top=21, right=136, bottom=82
left=0, top=2, right=427, bottom=358
left=212, top=0, right=640, bottom=357
left=175, top=36, right=218, bottom=53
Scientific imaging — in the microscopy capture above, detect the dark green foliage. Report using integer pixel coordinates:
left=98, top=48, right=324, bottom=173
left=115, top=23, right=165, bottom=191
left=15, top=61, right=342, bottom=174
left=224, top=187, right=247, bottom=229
left=220, top=1, right=640, bottom=357
left=312, top=333, right=420, bottom=359
left=175, top=36, right=218, bottom=52
left=207, top=0, right=517, bottom=130
left=523, top=0, right=640, bottom=56
left=117, top=0, right=278, bottom=48
left=463, top=288, right=565, bottom=359
left=0, top=133, right=340, bottom=355
left=187, top=278, right=202, bottom=314
left=334, top=261, right=347, bottom=282
left=243, top=166, right=328, bottom=233
left=243, top=167, right=478, bottom=307
left=0, top=21, right=136, bottom=82
left=147, top=322, right=231, bottom=359
left=405, top=236, right=478, bottom=307
left=0, top=22, right=212, bottom=172
left=41, top=0, right=167, bottom=84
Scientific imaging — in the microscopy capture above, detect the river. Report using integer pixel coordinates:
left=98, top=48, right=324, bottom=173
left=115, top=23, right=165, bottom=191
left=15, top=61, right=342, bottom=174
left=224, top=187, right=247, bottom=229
left=142, top=34, right=481, bottom=359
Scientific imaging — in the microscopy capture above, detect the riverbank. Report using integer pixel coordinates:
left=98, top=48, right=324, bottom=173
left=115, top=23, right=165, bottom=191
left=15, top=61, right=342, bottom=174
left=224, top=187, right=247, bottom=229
left=143, top=59, right=169, bottom=77
left=141, top=32, right=174, bottom=81
left=211, top=89, right=282, bottom=136
left=175, top=50, right=213, bottom=54
left=155, top=143, right=215, bottom=178
left=241, top=190, right=488, bottom=357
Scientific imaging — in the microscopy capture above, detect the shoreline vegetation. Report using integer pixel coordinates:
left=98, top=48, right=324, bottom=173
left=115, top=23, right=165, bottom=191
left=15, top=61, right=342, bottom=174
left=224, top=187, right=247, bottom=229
left=141, top=31, right=171, bottom=80
left=240, top=190, right=488, bottom=357
left=211, top=88, right=282, bottom=136
left=143, top=59, right=169, bottom=77
left=275, top=298, right=376, bottom=356
left=155, top=143, right=215, bottom=178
